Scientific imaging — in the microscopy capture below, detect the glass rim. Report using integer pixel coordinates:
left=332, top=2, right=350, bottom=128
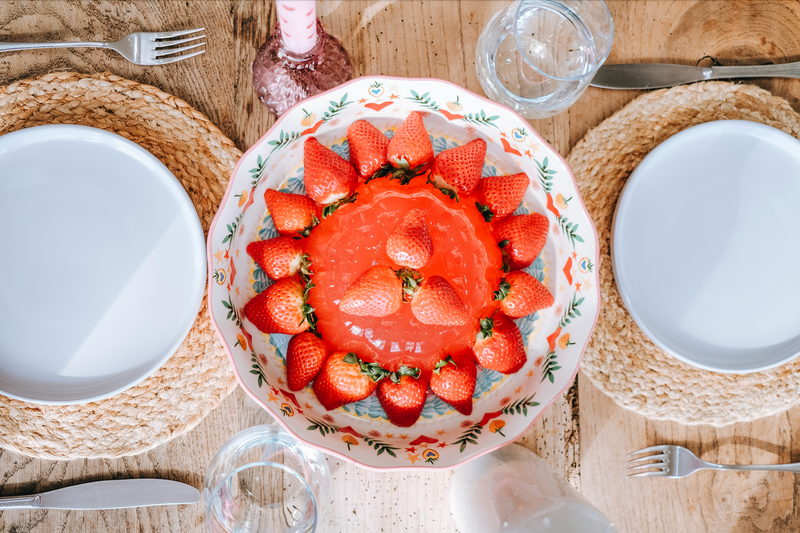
left=206, top=460, right=318, bottom=533
left=513, top=0, right=614, bottom=83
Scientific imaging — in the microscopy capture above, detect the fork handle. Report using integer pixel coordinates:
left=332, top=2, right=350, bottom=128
left=0, top=494, right=40, bottom=509
left=0, top=42, right=109, bottom=53
left=709, top=462, right=800, bottom=473
left=710, top=61, right=800, bottom=80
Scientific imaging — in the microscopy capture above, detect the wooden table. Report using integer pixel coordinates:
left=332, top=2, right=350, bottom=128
left=2, top=1, right=800, bottom=531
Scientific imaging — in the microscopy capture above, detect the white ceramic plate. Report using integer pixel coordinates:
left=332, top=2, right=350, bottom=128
left=613, top=120, right=800, bottom=373
left=0, top=125, right=206, bottom=404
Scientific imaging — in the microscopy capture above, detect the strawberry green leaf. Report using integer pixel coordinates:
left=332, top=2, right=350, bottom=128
left=322, top=192, right=359, bottom=219
left=433, top=355, right=456, bottom=375
left=475, top=202, right=495, bottom=222
left=493, top=279, right=511, bottom=301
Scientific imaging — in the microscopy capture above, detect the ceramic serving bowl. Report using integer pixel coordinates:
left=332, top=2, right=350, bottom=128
left=207, top=76, right=600, bottom=470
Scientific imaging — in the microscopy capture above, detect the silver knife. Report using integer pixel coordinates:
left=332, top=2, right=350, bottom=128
left=0, top=479, right=200, bottom=510
left=590, top=61, right=800, bottom=90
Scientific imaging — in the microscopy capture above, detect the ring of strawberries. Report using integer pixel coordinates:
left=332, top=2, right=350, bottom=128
left=243, top=111, right=555, bottom=428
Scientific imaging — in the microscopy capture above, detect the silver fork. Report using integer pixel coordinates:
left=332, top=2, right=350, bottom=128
left=0, top=28, right=206, bottom=65
left=627, top=444, right=800, bottom=479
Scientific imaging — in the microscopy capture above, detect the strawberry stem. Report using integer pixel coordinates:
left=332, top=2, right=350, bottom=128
left=302, top=281, right=319, bottom=333
left=366, top=158, right=425, bottom=185
left=477, top=310, right=498, bottom=341
left=342, top=352, right=391, bottom=382
left=498, top=239, right=511, bottom=273
left=475, top=202, right=494, bottom=222
left=300, top=215, right=321, bottom=238
left=298, top=253, right=313, bottom=284
left=389, top=365, right=421, bottom=383
left=426, top=175, right=459, bottom=202
left=433, top=355, right=456, bottom=375
left=493, top=279, right=511, bottom=301
left=396, top=267, right=423, bottom=302
left=322, top=192, right=359, bottom=219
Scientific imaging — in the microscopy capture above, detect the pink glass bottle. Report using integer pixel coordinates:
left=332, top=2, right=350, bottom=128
left=252, top=0, right=353, bottom=116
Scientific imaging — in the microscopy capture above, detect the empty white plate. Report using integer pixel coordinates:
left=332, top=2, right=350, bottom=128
left=613, top=120, right=800, bottom=373
left=0, top=125, right=206, bottom=403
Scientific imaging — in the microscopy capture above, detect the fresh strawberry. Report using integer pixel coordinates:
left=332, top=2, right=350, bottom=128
left=264, top=189, right=319, bottom=238
left=313, top=352, right=387, bottom=410
left=347, top=120, right=389, bottom=179
left=303, top=137, right=358, bottom=206
left=243, top=278, right=315, bottom=335
left=494, top=271, right=554, bottom=318
left=246, top=237, right=311, bottom=281
left=385, top=208, right=434, bottom=269
left=339, top=265, right=404, bottom=317
left=472, top=312, right=527, bottom=374
left=475, top=173, right=530, bottom=222
left=376, top=366, right=427, bottom=427
left=286, top=332, right=327, bottom=391
left=409, top=275, right=468, bottom=326
left=429, top=353, right=477, bottom=415
left=383, top=111, right=433, bottom=182
left=430, top=138, right=486, bottom=197
left=492, top=213, right=548, bottom=271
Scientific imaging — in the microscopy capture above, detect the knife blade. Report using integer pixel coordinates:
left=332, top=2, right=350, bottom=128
left=0, top=479, right=200, bottom=510
left=589, top=63, right=712, bottom=90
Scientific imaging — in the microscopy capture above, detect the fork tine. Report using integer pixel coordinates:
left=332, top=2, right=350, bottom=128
left=626, top=462, right=667, bottom=474
left=627, top=470, right=669, bottom=478
left=626, top=453, right=668, bottom=467
left=154, top=35, right=206, bottom=48
left=152, top=28, right=205, bottom=40
left=152, top=49, right=206, bottom=65
left=627, top=445, right=671, bottom=457
left=155, top=42, right=205, bottom=58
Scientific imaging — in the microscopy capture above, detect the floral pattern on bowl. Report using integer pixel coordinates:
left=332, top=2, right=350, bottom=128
left=207, top=77, right=600, bottom=470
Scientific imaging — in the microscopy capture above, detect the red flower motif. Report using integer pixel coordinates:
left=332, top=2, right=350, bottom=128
left=460, top=420, right=473, bottom=428
left=530, top=180, right=540, bottom=191
left=323, top=414, right=335, bottom=423
left=554, top=304, right=563, bottom=316
left=258, top=353, right=268, bottom=366
left=534, top=356, right=545, bottom=367
left=500, top=397, right=511, bottom=406
left=368, top=430, right=381, bottom=438
left=329, top=119, right=340, bottom=127
left=552, top=223, right=560, bottom=236
left=466, top=125, right=476, bottom=133
left=419, top=111, right=431, bottom=118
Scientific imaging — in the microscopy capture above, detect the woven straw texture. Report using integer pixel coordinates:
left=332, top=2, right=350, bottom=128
left=0, top=71, right=241, bottom=459
left=569, top=81, right=800, bottom=426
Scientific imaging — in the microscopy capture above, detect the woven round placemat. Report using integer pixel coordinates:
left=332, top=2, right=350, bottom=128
left=0, top=71, right=241, bottom=458
left=569, top=81, right=800, bottom=426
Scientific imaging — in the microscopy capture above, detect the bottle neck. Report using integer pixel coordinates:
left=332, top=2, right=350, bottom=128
left=275, top=0, right=318, bottom=54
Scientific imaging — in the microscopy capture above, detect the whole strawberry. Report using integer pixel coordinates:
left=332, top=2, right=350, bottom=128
left=429, top=353, right=477, bottom=415
left=243, top=278, right=314, bottom=335
left=338, top=265, right=406, bottom=317
left=384, top=111, right=433, bottom=181
left=385, top=208, right=434, bottom=269
left=475, top=172, right=530, bottom=222
left=430, top=138, right=486, bottom=197
left=376, top=366, right=427, bottom=427
left=494, top=271, right=554, bottom=318
left=246, top=237, right=311, bottom=281
left=264, top=189, right=319, bottom=238
left=347, top=120, right=389, bottom=179
left=313, top=352, right=387, bottom=410
left=410, top=275, right=468, bottom=326
left=472, top=312, right=527, bottom=374
left=286, top=332, right=327, bottom=391
left=492, top=213, right=548, bottom=271
left=303, top=137, right=358, bottom=206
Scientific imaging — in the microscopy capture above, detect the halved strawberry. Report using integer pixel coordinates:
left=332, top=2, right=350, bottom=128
left=339, top=265, right=404, bottom=317
left=376, top=366, right=427, bottom=427
left=409, top=275, right=468, bottom=326
left=303, top=137, right=358, bottom=206
left=494, top=271, right=554, bottom=318
left=246, top=237, right=311, bottom=281
left=382, top=111, right=433, bottom=183
left=243, top=278, right=316, bottom=335
left=313, top=352, right=387, bottom=410
left=472, top=312, right=527, bottom=374
left=385, top=208, right=434, bottom=269
left=493, top=213, right=548, bottom=271
left=264, top=189, right=319, bottom=238
left=475, top=172, right=530, bottom=222
left=429, top=353, right=477, bottom=415
left=347, top=120, right=389, bottom=179
left=430, top=138, right=486, bottom=197
left=286, top=331, right=327, bottom=391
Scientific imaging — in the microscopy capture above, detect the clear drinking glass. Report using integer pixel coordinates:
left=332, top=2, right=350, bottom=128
left=450, top=444, right=618, bottom=532
left=476, top=0, right=614, bottom=119
left=204, top=424, right=330, bottom=533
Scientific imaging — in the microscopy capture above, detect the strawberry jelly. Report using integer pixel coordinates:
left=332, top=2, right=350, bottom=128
left=304, top=178, right=503, bottom=375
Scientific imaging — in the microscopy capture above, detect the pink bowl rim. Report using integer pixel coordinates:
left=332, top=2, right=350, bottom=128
left=206, top=75, right=601, bottom=471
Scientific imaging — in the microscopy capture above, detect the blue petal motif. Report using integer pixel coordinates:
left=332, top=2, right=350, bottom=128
left=268, top=334, right=292, bottom=365
left=258, top=215, right=279, bottom=241
left=513, top=204, right=530, bottom=216
left=281, top=168, right=306, bottom=195
left=525, top=255, right=546, bottom=283
left=252, top=265, right=273, bottom=294
left=330, top=140, right=350, bottom=161
left=516, top=311, right=540, bottom=347
left=432, top=136, right=459, bottom=156
left=384, top=129, right=395, bottom=139
left=474, top=366, right=504, bottom=398
left=342, top=393, right=388, bottom=419
left=481, top=164, right=498, bottom=178
left=420, top=393, right=452, bottom=419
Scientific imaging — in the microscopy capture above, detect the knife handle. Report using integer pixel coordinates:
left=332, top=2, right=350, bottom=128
left=0, top=494, right=40, bottom=509
left=711, top=61, right=800, bottom=80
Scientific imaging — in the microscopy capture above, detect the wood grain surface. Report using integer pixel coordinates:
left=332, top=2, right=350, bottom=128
left=0, top=1, right=799, bottom=532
